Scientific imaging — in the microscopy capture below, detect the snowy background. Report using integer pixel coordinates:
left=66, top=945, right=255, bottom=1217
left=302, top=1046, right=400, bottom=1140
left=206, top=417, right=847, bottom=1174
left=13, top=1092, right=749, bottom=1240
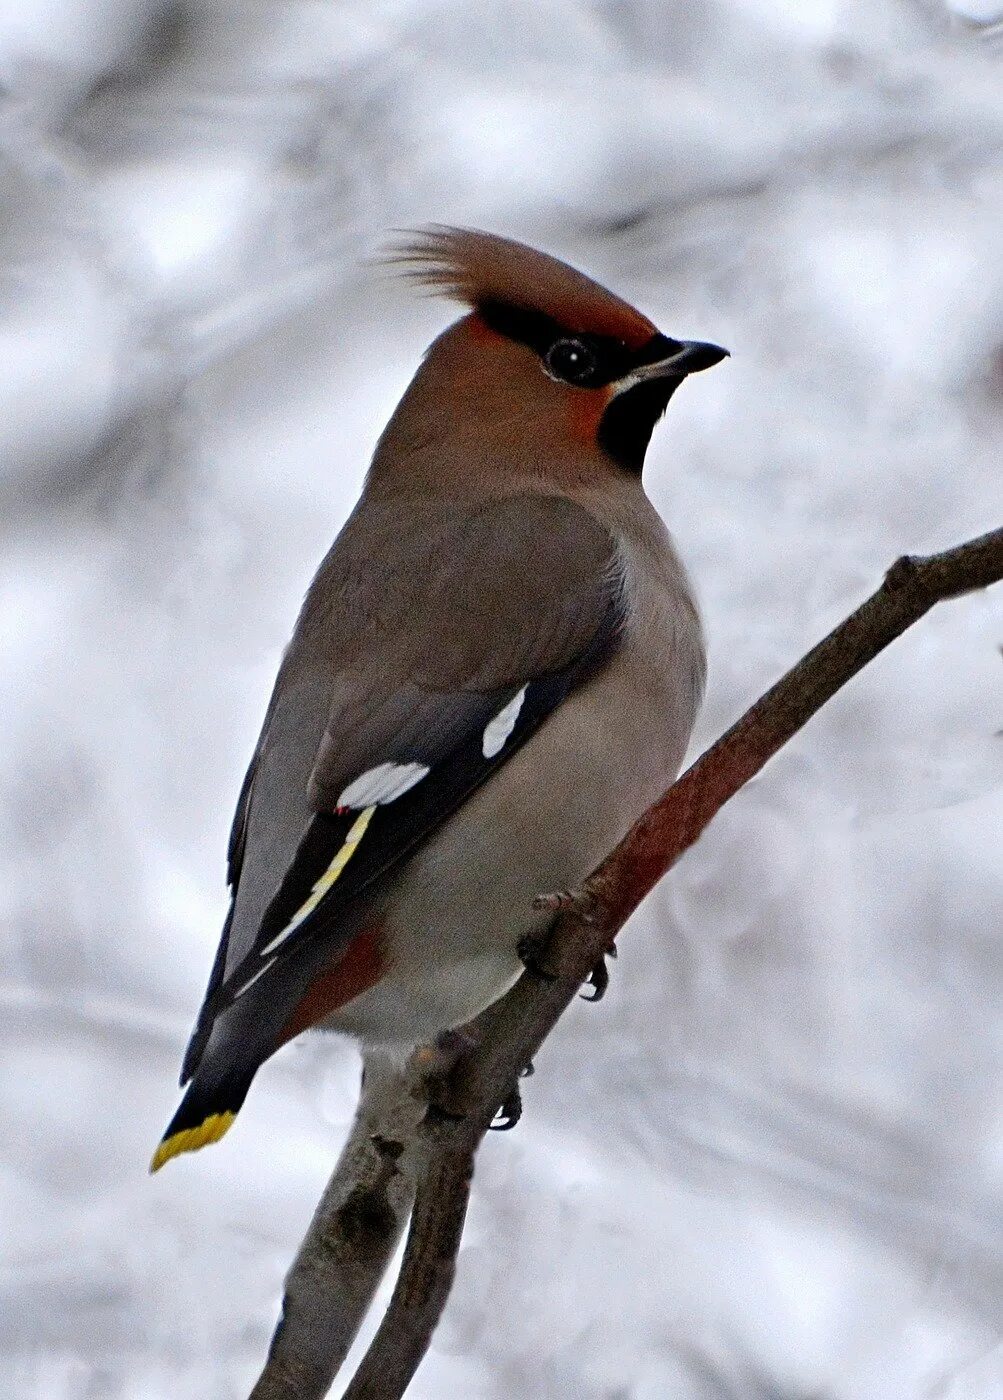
left=2, top=2, right=1002, bottom=1397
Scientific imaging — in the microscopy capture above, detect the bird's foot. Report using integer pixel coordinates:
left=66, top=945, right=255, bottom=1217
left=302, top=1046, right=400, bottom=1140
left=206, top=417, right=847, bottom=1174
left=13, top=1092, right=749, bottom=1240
left=488, top=1060, right=534, bottom=1132
left=433, top=1025, right=480, bottom=1057
left=414, top=1026, right=482, bottom=1123
left=531, top=885, right=598, bottom=924
left=581, top=941, right=618, bottom=1002
left=425, top=1100, right=468, bottom=1127
left=412, top=1025, right=479, bottom=1083
left=490, top=1080, right=524, bottom=1131
left=517, top=931, right=558, bottom=982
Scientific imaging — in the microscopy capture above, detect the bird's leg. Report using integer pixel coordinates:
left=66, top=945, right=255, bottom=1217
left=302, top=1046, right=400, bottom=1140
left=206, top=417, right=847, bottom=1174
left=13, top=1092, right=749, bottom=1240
left=581, top=941, right=617, bottom=1002
left=516, top=931, right=558, bottom=982
left=433, top=1025, right=480, bottom=1058
left=415, top=1026, right=481, bottom=1123
left=522, top=888, right=614, bottom=1000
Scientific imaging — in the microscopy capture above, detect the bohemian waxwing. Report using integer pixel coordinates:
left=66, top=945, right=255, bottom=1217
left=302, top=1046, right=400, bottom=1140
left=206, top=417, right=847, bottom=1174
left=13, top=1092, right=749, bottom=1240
left=152, top=227, right=726, bottom=1170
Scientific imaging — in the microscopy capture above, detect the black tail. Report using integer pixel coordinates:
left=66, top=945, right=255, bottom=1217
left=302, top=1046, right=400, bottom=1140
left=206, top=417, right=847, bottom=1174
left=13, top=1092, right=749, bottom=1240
left=150, top=1056, right=256, bottom=1172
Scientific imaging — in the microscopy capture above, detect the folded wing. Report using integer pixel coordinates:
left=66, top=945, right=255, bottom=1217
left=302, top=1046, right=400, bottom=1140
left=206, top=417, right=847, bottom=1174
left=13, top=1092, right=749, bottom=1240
left=182, top=493, right=625, bottom=1080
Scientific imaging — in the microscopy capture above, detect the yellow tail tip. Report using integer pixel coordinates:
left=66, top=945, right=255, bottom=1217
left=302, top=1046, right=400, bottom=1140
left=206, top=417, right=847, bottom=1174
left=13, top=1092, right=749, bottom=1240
left=149, top=1110, right=236, bottom=1173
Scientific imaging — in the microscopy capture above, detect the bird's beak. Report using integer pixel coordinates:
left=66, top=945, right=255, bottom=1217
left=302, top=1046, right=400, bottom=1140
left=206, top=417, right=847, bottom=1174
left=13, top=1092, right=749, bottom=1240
left=616, top=340, right=729, bottom=392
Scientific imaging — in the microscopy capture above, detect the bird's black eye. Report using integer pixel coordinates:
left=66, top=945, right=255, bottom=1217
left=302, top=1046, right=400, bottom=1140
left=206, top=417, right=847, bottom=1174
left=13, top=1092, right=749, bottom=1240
left=543, top=337, right=600, bottom=386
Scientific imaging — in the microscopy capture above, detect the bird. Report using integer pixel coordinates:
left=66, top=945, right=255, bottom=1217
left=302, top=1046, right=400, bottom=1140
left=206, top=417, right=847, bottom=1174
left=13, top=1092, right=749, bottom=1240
left=151, top=226, right=726, bottom=1171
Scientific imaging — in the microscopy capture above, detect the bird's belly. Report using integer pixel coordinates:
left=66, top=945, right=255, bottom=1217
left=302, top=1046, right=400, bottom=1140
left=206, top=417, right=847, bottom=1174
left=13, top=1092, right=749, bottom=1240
left=321, top=631, right=700, bottom=1049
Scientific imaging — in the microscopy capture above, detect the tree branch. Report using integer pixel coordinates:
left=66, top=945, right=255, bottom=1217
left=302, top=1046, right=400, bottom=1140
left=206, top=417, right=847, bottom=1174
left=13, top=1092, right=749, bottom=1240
left=255, top=526, right=1002, bottom=1399
left=340, top=1121, right=477, bottom=1400
left=249, top=1052, right=427, bottom=1400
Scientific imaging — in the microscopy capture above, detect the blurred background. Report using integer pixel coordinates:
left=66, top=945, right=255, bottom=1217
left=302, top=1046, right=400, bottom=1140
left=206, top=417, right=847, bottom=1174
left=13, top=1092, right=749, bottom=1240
left=1, top=2, right=1001, bottom=1397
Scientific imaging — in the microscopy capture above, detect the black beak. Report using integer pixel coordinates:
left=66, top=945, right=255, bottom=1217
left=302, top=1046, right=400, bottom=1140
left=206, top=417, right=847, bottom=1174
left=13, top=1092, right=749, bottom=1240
left=669, top=339, right=729, bottom=374
left=629, top=339, right=729, bottom=383
left=600, top=337, right=728, bottom=472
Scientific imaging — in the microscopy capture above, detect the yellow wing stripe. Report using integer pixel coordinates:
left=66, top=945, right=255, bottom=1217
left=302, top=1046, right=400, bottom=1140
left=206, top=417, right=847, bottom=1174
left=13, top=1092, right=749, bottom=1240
left=149, top=1111, right=236, bottom=1173
left=297, top=804, right=377, bottom=913
left=259, top=805, right=377, bottom=957
left=151, top=807, right=380, bottom=1171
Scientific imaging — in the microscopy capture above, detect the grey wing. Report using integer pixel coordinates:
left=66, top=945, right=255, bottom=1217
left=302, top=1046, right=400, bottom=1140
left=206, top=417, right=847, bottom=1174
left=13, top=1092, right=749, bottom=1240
left=182, top=494, right=624, bottom=1077
left=180, top=668, right=331, bottom=1083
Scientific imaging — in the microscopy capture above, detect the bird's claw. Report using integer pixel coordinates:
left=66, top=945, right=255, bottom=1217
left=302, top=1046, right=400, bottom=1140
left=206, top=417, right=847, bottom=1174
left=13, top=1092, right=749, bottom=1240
left=490, top=1079, right=524, bottom=1131
left=580, top=941, right=617, bottom=1002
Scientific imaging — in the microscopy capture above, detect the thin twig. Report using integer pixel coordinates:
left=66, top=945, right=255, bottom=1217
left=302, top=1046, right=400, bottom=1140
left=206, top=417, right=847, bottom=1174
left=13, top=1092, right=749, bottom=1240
left=332, top=526, right=1001, bottom=1399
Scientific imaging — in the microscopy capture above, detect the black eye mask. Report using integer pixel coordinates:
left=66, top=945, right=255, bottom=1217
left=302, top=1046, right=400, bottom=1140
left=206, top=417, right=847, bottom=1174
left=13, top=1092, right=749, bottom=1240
left=478, top=298, right=683, bottom=390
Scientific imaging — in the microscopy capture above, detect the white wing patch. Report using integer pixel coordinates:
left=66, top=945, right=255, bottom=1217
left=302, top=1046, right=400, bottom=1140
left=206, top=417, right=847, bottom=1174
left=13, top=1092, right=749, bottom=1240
left=482, top=686, right=527, bottom=758
left=337, top=760, right=430, bottom=809
left=258, top=805, right=377, bottom=958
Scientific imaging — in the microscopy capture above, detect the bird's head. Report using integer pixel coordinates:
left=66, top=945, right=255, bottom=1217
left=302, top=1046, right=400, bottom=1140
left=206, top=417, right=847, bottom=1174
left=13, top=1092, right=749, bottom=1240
left=372, top=226, right=727, bottom=489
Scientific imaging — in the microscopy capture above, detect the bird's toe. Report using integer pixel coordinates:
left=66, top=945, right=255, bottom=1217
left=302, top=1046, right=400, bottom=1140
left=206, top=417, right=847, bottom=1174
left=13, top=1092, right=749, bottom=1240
left=580, top=941, right=617, bottom=1002
left=490, top=1081, right=524, bottom=1131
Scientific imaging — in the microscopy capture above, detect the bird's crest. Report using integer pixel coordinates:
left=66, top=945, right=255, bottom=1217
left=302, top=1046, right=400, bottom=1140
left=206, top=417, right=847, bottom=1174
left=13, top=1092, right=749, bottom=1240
left=389, top=226, right=657, bottom=350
